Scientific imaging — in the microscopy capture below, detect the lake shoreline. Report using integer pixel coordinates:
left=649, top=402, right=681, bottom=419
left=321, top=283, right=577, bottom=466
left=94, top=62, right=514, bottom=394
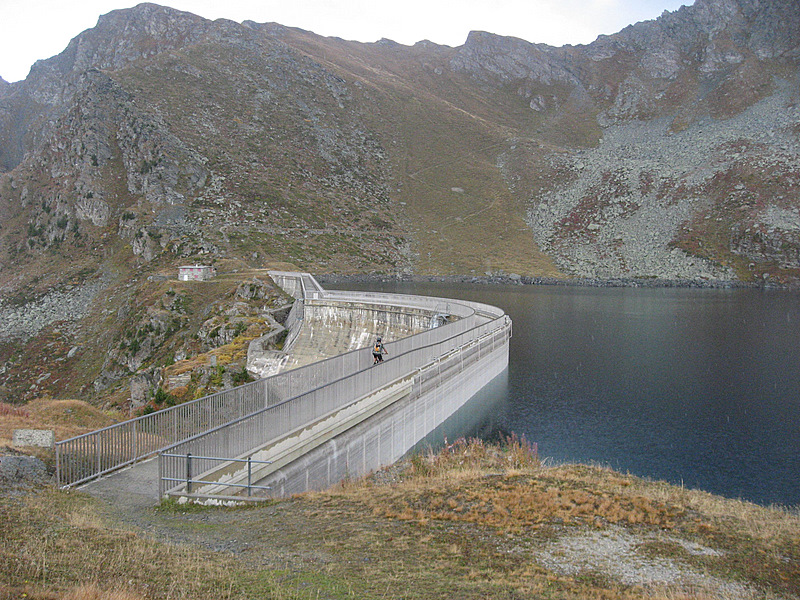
left=317, top=273, right=791, bottom=290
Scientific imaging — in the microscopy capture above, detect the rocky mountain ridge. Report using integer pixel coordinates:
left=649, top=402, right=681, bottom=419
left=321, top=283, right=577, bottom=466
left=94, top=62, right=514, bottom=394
left=0, top=0, right=798, bottom=404
left=1, top=0, right=798, bottom=281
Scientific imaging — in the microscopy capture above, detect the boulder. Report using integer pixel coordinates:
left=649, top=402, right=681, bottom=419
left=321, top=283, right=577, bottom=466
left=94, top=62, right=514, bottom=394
left=0, top=453, right=50, bottom=487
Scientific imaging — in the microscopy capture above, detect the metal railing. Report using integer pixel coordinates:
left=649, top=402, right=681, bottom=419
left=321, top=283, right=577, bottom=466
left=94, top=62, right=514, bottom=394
left=56, top=273, right=508, bottom=489
left=158, top=313, right=511, bottom=499
left=160, top=453, right=272, bottom=498
left=55, top=379, right=269, bottom=488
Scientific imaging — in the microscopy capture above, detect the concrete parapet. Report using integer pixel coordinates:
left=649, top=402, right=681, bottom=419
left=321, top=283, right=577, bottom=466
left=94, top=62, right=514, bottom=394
left=306, top=299, right=442, bottom=332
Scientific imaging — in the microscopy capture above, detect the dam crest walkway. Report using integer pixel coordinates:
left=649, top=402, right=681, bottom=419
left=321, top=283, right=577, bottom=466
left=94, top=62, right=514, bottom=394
left=61, top=272, right=511, bottom=503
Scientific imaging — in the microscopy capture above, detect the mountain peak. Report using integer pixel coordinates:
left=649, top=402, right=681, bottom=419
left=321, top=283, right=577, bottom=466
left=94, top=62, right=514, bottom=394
left=19, top=1, right=223, bottom=105
left=0, top=0, right=798, bottom=290
left=94, top=2, right=210, bottom=32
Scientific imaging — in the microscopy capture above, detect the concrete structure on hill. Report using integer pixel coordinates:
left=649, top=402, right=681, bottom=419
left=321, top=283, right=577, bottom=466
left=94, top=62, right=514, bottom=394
left=178, top=265, right=215, bottom=281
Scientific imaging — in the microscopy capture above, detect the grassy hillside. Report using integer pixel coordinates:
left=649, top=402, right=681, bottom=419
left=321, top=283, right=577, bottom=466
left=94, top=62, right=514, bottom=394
left=281, top=31, right=566, bottom=277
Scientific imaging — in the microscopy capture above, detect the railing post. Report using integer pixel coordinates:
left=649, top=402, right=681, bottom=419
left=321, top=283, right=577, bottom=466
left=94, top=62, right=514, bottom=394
left=132, top=420, right=138, bottom=462
left=96, top=434, right=101, bottom=476
left=55, top=444, right=61, bottom=488
left=186, top=453, right=193, bottom=494
left=247, top=456, right=252, bottom=497
left=158, top=452, right=163, bottom=499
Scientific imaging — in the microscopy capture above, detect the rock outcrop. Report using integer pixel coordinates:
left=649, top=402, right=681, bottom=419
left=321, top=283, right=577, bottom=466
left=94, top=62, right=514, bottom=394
left=0, top=452, right=50, bottom=491
left=451, top=0, right=800, bottom=282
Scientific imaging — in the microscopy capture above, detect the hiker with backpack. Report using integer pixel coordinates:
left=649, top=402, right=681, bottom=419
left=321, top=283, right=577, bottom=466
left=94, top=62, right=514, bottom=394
left=372, top=336, right=388, bottom=364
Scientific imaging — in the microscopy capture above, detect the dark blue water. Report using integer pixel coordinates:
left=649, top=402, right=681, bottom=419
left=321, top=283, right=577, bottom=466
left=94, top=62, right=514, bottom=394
left=331, top=281, right=800, bottom=507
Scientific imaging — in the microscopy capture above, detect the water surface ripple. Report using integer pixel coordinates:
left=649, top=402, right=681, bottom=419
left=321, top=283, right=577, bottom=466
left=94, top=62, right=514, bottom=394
left=333, top=281, right=800, bottom=507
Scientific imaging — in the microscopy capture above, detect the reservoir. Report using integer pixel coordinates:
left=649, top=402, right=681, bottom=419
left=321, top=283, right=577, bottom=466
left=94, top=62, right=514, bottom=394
left=330, top=280, right=800, bottom=508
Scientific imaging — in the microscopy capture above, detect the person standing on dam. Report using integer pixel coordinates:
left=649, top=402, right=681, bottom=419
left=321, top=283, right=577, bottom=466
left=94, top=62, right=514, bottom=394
left=372, top=337, right=388, bottom=364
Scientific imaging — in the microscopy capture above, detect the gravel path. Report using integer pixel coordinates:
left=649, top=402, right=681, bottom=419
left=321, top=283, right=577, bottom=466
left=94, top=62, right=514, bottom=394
left=536, top=525, right=757, bottom=598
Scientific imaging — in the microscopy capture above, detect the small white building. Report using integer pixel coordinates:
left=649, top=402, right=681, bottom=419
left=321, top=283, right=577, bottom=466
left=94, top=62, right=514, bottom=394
left=178, top=265, right=215, bottom=281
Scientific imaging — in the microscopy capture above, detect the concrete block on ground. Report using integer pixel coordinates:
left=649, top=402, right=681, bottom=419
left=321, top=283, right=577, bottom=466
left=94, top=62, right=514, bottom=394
left=13, top=429, right=55, bottom=449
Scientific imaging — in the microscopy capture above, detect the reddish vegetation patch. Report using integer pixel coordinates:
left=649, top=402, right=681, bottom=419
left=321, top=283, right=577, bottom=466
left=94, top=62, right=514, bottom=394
left=707, top=58, right=774, bottom=120
left=585, top=49, right=640, bottom=105
left=0, top=329, right=82, bottom=403
left=671, top=150, right=800, bottom=282
left=380, top=475, right=684, bottom=532
left=0, top=402, right=30, bottom=418
left=638, top=171, right=656, bottom=197
left=663, top=69, right=701, bottom=116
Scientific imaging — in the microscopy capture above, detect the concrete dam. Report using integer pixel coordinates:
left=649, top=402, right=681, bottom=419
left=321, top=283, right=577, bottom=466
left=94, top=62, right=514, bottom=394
left=59, top=272, right=511, bottom=502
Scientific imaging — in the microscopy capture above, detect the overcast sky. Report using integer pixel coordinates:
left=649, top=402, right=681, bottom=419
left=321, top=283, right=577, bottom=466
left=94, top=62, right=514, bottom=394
left=1, top=0, right=692, bottom=83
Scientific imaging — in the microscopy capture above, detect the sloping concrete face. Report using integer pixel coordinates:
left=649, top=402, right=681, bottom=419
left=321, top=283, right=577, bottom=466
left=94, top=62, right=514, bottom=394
left=282, top=300, right=437, bottom=370
left=248, top=272, right=451, bottom=378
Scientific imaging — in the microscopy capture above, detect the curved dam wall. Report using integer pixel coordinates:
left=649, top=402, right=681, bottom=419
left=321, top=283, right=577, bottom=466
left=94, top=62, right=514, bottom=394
left=279, top=298, right=454, bottom=370
left=247, top=286, right=456, bottom=377
left=254, top=323, right=509, bottom=498
left=158, top=273, right=511, bottom=501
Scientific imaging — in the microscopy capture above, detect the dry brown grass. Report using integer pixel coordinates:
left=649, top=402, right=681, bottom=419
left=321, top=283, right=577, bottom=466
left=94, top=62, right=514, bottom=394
left=1, top=583, right=147, bottom=600
left=0, top=490, right=257, bottom=600
left=61, top=584, right=147, bottom=600
left=319, top=439, right=800, bottom=598
left=0, top=403, right=29, bottom=418
left=547, top=462, right=800, bottom=549
left=350, top=440, right=682, bottom=532
left=0, top=399, right=120, bottom=447
left=3, top=439, right=798, bottom=599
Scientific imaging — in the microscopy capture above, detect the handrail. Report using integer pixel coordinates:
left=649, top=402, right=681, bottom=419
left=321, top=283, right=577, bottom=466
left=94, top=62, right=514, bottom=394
left=55, top=276, right=507, bottom=488
left=158, top=313, right=511, bottom=498
left=159, top=453, right=273, bottom=496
